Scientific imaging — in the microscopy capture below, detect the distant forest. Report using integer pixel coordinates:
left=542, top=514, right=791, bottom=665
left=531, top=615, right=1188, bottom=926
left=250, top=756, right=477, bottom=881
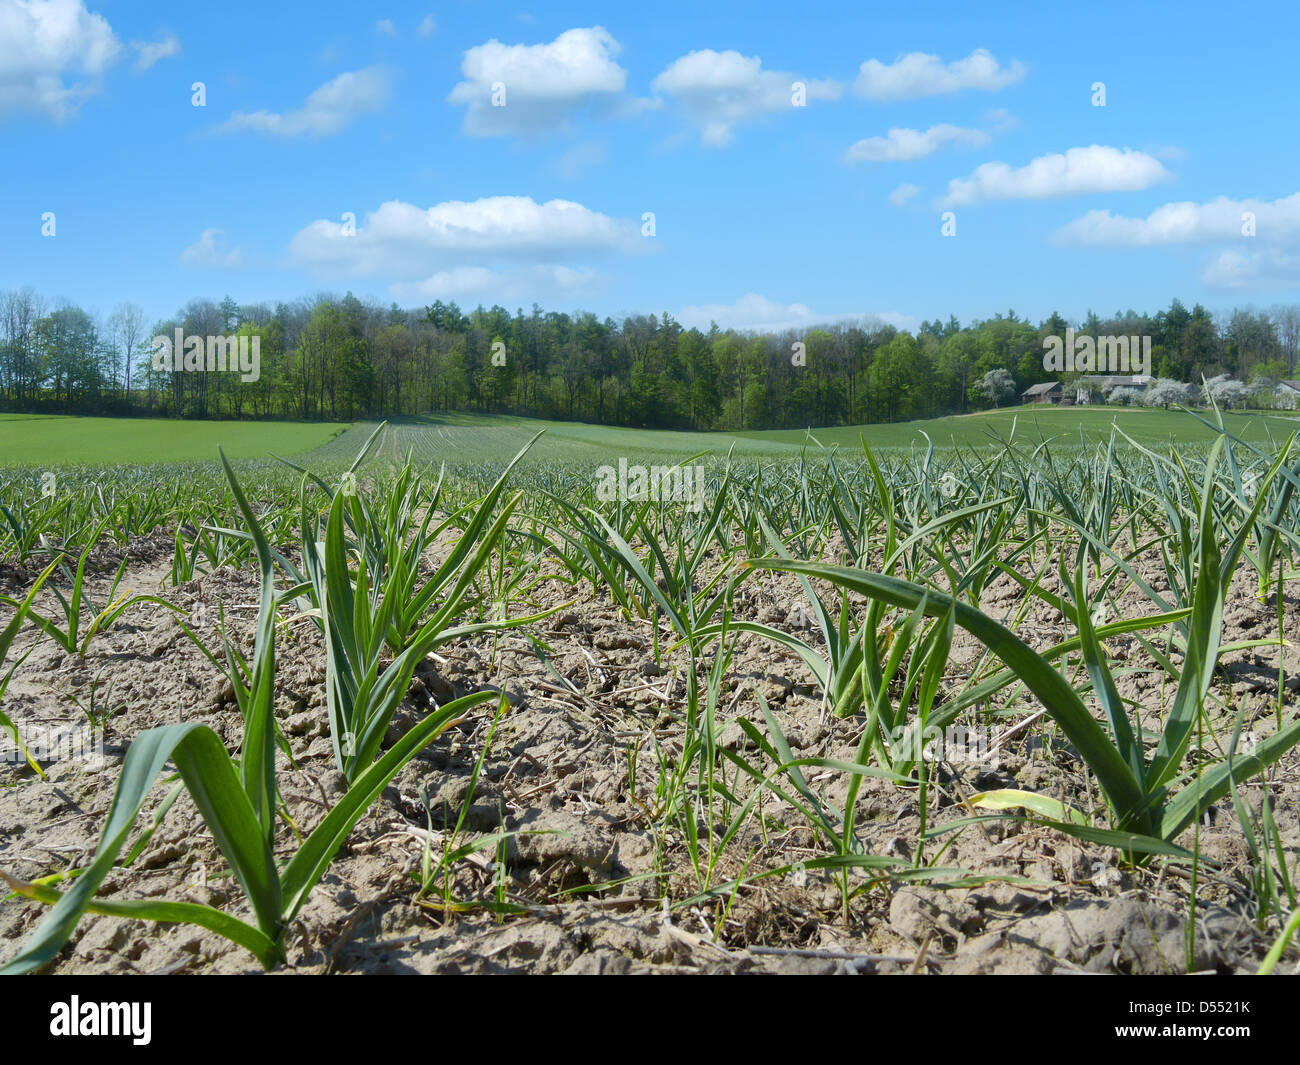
left=2, top=288, right=1298, bottom=430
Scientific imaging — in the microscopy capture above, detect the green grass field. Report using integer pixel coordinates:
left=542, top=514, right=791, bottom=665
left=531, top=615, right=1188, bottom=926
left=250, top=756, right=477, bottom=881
left=311, top=407, right=1300, bottom=468
left=0, top=414, right=348, bottom=466
left=732, top=405, right=1300, bottom=452
left=2, top=407, right=1296, bottom=469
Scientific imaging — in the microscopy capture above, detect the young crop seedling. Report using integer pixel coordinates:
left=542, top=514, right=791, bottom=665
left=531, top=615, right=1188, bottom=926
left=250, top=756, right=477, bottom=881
left=0, top=560, right=60, bottom=778
left=60, top=666, right=126, bottom=737
left=0, top=448, right=501, bottom=974
left=747, top=436, right=1300, bottom=859
left=279, top=427, right=559, bottom=783
left=0, top=514, right=180, bottom=657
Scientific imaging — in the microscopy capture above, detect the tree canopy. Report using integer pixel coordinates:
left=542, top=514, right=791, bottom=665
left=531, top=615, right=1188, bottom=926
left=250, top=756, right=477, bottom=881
left=2, top=289, right=1297, bottom=427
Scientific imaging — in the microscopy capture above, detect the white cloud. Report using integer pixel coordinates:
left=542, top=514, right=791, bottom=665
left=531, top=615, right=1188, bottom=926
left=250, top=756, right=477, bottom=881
left=391, top=263, right=604, bottom=302
left=1055, top=192, right=1300, bottom=245
left=131, top=32, right=180, bottom=72
left=854, top=48, right=1025, bottom=101
left=215, top=67, right=391, bottom=137
left=394, top=266, right=497, bottom=299
left=678, top=293, right=913, bottom=334
left=534, top=263, right=602, bottom=289
left=1053, top=192, right=1300, bottom=291
left=846, top=123, right=989, bottom=164
left=0, top=0, right=121, bottom=119
left=418, top=14, right=436, bottom=37
left=288, top=195, right=642, bottom=278
left=448, top=27, right=637, bottom=136
left=942, top=145, right=1170, bottom=206
left=1201, top=248, right=1300, bottom=289
left=889, top=183, right=920, bottom=206
left=375, top=19, right=397, bottom=38
left=652, top=49, right=841, bottom=147
left=180, top=228, right=243, bottom=268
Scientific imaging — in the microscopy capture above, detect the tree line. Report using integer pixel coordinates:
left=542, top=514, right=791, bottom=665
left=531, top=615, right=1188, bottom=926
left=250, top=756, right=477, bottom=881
left=2, top=287, right=1298, bottom=429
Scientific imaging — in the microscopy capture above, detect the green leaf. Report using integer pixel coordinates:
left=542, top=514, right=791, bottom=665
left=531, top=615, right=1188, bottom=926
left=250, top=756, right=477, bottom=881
left=1, top=870, right=278, bottom=968
left=217, top=448, right=280, bottom=844
left=279, top=689, right=499, bottom=921
left=1069, top=553, right=1144, bottom=786
left=746, top=559, right=1151, bottom=832
left=967, top=789, right=1088, bottom=826
left=0, top=723, right=280, bottom=975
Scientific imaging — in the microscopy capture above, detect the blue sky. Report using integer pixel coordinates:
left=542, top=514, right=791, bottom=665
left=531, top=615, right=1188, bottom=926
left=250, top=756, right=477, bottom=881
left=3, top=0, right=1299, bottom=334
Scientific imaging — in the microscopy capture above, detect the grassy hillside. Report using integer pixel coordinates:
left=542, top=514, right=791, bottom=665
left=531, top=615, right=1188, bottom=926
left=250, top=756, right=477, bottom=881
left=3, top=407, right=1295, bottom=469
left=732, top=406, right=1300, bottom=451
left=308, top=407, right=1300, bottom=469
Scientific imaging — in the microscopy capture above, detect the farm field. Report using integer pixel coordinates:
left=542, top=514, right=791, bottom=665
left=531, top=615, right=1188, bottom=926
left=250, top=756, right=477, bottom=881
left=734, top=406, right=1300, bottom=452
left=6, top=407, right=1299, bottom=471
left=12, top=0, right=1300, bottom=1008
left=310, top=408, right=1300, bottom=467
left=0, top=410, right=1298, bottom=976
left=0, top=414, right=348, bottom=467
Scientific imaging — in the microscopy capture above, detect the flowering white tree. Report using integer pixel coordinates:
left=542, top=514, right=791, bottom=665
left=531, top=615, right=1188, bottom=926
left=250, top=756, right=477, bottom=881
left=1144, top=379, right=1199, bottom=409
left=1276, top=384, right=1300, bottom=411
left=1204, top=374, right=1247, bottom=408
left=1109, top=386, right=1146, bottom=406
left=973, top=368, right=1017, bottom=407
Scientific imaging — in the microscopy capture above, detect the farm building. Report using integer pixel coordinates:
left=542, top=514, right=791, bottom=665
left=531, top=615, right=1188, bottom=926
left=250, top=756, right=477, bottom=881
left=1022, top=381, right=1063, bottom=404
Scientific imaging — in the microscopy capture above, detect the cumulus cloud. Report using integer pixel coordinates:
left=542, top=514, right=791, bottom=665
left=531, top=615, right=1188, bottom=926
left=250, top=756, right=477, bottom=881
left=1052, top=192, right=1300, bottom=291
left=1055, top=192, right=1300, bottom=245
left=889, top=183, right=920, bottom=206
left=391, top=263, right=604, bottom=302
left=652, top=49, right=841, bottom=147
left=1201, top=248, right=1300, bottom=289
left=941, top=145, right=1170, bottom=206
left=394, top=266, right=497, bottom=299
left=214, top=67, right=391, bottom=137
left=131, top=32, right=180, bottom=72
left=854, top=48, right=1025, bottom=101
left=180, top=228, right=243, bottom=268
left=288, top=195, right=643, bottom=278
left=448, top=27, right=643, bottom=136
left=846, top=123, right=989, bottom=164
left=678, top=293, right=913, bottom=334
left=0, top=0, right=121, bottom=119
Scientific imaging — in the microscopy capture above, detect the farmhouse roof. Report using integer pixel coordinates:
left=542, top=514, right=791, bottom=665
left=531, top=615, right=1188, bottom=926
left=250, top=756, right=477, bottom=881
left=1280, top=380, right=1300, bottom=393
left=1022, top=381, right=1061, bottom=396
